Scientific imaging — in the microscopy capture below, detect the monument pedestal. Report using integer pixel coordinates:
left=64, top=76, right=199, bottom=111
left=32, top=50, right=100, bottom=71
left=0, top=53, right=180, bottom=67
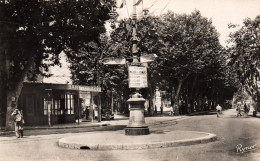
left=125, top=93, right=149, bottom=135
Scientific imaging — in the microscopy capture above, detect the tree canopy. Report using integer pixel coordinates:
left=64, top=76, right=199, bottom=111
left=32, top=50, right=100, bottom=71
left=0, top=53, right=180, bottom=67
left=226, top=15, right=260, bottom=110
left=0, top=0, right=115, bottom=130
left=70, top=10, right=230, bottom=115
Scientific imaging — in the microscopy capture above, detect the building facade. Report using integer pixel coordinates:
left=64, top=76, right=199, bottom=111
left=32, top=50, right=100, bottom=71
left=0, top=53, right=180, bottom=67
left=18, top=82, right=101, bottom=126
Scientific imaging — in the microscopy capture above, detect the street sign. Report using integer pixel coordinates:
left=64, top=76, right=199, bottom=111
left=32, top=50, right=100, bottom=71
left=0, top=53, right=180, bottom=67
left=128, top=66, right=148, bottom=88
left=140, top=54, right=157, bottom=63
left=102, top=57, right=126, bottom=65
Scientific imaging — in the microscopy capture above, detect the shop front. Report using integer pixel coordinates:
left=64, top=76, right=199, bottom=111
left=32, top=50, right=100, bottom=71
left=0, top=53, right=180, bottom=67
left=18, top=83, right=101, bottom=126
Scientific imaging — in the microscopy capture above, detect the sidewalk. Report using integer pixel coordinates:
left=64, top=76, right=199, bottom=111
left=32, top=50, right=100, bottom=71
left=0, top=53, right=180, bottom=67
left=0, top=115, right=184, bottom=136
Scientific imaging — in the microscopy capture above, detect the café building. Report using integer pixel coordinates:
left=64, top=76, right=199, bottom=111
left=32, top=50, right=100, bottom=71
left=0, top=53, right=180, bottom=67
left=18, top=82, right=101, bottom=126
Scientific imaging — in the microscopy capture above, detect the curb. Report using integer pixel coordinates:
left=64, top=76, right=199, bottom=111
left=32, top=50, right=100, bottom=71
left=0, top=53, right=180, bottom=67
left=23, top=123, right=110, bottom=130
left=0, top=131, right=14, bottom=136
left=58, top=131, right=217, bottom=150
left=0, top=116, right=185, bottom=136
left=186, top=111, right=215, bottom=116
left=0, top=124, right=110, bottom=136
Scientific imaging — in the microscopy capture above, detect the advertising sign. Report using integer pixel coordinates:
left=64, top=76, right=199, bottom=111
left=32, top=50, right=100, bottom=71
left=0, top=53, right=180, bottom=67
left=128, top=66, right=148, bottom=88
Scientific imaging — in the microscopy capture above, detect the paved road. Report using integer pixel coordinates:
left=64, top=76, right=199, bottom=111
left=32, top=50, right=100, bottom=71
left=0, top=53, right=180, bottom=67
left=0, top=109, right=259, bottom=161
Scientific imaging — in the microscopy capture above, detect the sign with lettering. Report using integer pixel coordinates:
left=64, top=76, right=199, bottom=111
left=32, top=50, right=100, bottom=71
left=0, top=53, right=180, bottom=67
left=128, top=66, right=148, bottom=88
left=42, top=84, right=101, bottom=92
left=102, top=57, right=126, bottom=65
left=67, top=85, right=101, bottom=92
left=140, top=54, right=157, bottom=63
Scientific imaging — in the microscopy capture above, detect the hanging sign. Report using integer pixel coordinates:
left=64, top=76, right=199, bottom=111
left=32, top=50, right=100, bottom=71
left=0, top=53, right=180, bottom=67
left=140, top=54, right=158, bottom=63
left=128, top=66, right=148, bottom=88
left=102, top=57, right=126, bottom=65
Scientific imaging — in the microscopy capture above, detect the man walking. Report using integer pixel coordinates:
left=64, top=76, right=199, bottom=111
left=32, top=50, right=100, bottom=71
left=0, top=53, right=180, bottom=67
left=11, top=108, right=24, bottom=138
left=216, top=104, right=222, bottom=118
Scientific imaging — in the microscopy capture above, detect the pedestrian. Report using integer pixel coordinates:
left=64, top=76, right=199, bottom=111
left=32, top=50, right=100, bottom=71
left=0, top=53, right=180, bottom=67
left=169, top=106, right=174, bottom=116
left=244, top=104, right=249, bottom=117
left=85, top=107, right=89, bottom=120
left=160, top=105, right=163, bottom=116
left=11, top=108, right=24, bottom=138
left=216, top=104, right=222, bottom=118
left=236, top=104, right=242, bottom=117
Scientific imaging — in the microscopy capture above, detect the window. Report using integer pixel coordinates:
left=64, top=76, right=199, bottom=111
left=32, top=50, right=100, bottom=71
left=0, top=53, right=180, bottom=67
left=66, top=94, right=74, bottom=114
left=43, top=92, right=75, bottom=115
left=54, top=100, right=61, bottom=115
left=44, top=98, right=47, bottom=115
left=44, top=98, right=52, bottom=115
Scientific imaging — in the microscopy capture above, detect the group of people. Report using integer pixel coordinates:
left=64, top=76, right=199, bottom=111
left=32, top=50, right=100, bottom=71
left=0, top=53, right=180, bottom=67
left=154, top=105, right=165, bottom=116
left=216, top=103, right=251, bottom=118
left=236, top=103, right=250, bottom=117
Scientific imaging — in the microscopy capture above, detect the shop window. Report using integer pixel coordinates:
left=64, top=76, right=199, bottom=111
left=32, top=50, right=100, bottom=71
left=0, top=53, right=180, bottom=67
left=65, top=94, right=74, bottom=114
left=54, top=100, right=61, bottom=115
left=44, top=98, right=52, bottom=115
left=43, top=93, right=75, bottom=115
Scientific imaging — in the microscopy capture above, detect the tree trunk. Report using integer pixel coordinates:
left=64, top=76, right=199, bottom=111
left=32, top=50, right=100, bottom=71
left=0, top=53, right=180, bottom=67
left=0, top=49, right=7, bottom=128
left=5, top=90, right=16, bottom=131
left=170, top=86, right=175, bottom=106
left=5, top=76, right=27, bottom=130
left=5, top=54, right=34, bottom=131
left=111, top=91, right=114, bottom=113
left=174, top=80, right=183, bottom=115
left=149, top=86, right=155, bottom=116
left=189, top=75, right=198, bottom=113
left=256, top=68, right=260, bottom=112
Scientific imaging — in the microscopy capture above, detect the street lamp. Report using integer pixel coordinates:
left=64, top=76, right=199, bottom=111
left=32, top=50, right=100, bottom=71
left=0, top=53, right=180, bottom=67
left=124, top=0, right=150, bottom=135
left=102, top=0, right=157, bottom=135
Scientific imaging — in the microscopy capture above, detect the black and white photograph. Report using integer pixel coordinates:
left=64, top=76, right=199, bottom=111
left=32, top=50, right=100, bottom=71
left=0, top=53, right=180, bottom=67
left=0, top=0, right=260, bottom=160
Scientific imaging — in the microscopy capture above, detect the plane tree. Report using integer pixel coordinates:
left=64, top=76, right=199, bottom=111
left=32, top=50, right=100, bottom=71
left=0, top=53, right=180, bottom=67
left=226, top=15, right=260, bottom=112
left=0, top=0, right=115, bottom=130
left=96, top=10, right=224, bottom=115
left=68, top=33, right=129, bottom=110
left=154, top=11, right=223, bottom=114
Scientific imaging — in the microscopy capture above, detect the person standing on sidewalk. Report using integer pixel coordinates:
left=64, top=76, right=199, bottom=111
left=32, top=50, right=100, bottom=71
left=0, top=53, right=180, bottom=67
left=243, top=103, right=249, bottom=117
left=155, top=105, right=157, bottom=115
left=11, top=108, right=24, bottom=138
left=236, top=104, right=242, bottom=117
left=160, top=104, right=163, bottom=116
left=169, top=105, right=174, bottom=116
left=216, top=104, right=222, bottom=118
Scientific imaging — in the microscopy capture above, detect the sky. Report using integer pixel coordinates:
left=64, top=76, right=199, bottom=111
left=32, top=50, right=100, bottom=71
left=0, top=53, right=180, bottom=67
left=47, top=0, right=260, bottom=84
left=43, top=52, right=72, bottom=84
